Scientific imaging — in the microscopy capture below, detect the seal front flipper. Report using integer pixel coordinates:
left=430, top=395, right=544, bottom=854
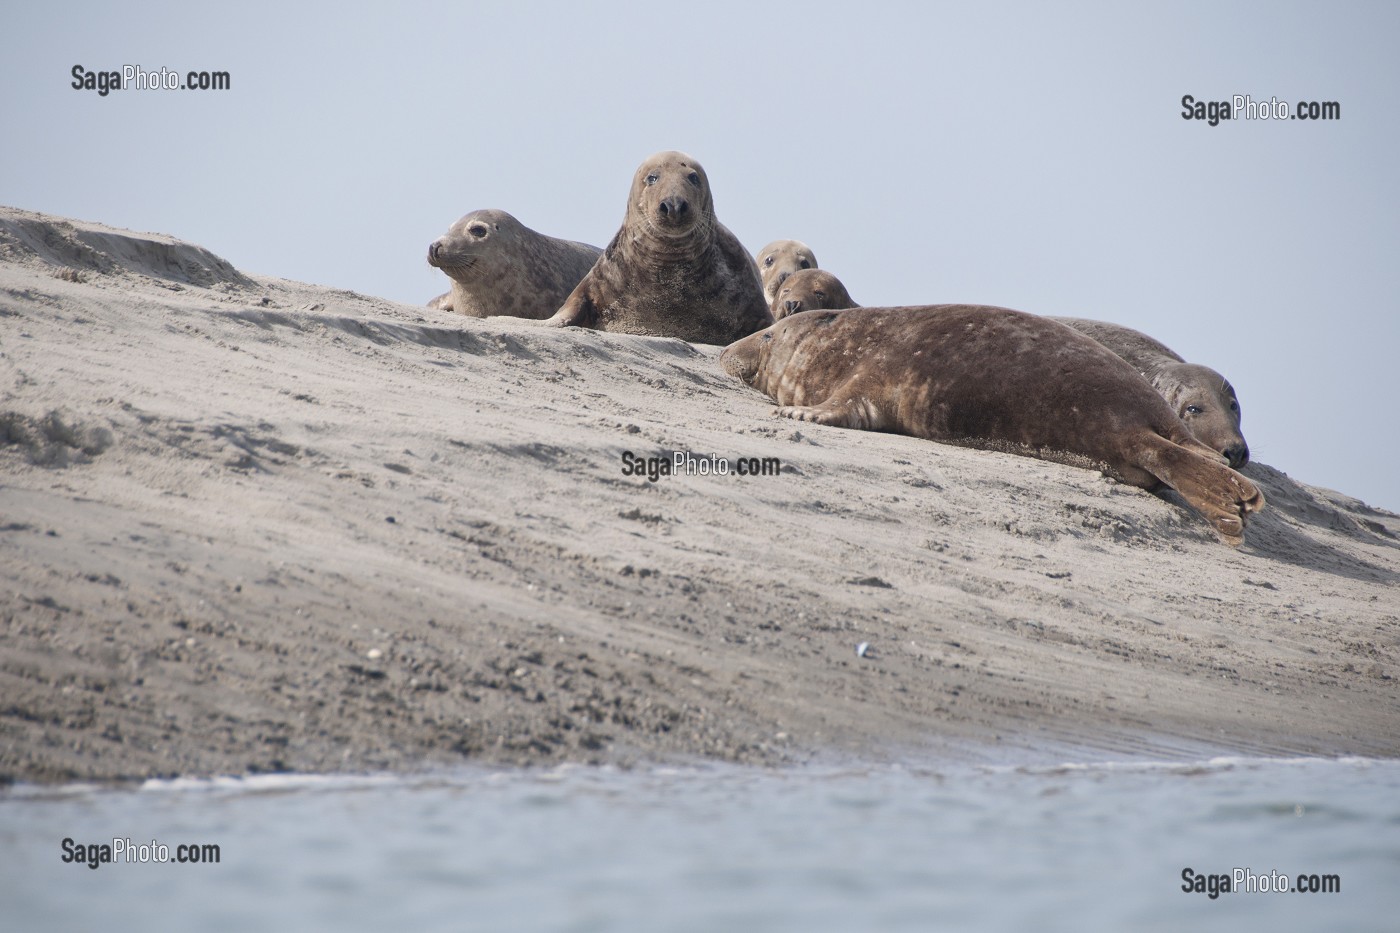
left=1131, top=432, right=1265, bottom=545
left=546, top=291, right=601, bottom=329
left=427, top=292, right=453, bottom=312
left=775, top=403, right=849, bottom=425
left=775, top=389, right=889, bottom=431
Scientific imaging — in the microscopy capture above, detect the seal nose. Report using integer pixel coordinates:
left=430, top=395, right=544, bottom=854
left=775, top=271, right=790, bottom=288
left=1224, top=443, right=1250, bottom=468
left=658, top=196, right=689, bottom=220
left=783, top=299, right=801, bottom=316
left=428, top=241, right=442, bottom=265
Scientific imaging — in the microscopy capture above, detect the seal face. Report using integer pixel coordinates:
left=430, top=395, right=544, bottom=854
left=771, top=268, right=857, bottom=320
left=548, top=152, right=772, bottom=344
left=426, top=209, right=601, bottom=319
left=1052, top=317, right=1249, bottom=467
left=720, top=306, right=1264, bottom=545
left=756, top=239, right=818, bottom=308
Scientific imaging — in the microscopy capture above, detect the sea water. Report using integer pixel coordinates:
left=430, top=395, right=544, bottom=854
left=1, top=756, right=1397, bottom=932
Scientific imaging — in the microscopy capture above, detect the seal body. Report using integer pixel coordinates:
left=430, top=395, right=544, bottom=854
left=1052, top=317, right=1249, bottom=467
left=546, top=152, right=772, bottom=344
left=756, top=239, right=818, bottom=308
left=427, top=209, right=601, bottom=319
left=772, top=268, right=857, bottom=319
left=720, top=305, right=1264, bottom=545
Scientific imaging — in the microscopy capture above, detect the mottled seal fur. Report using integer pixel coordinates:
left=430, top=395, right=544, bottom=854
left=1052, top=317, right=1249, bottom=467
left=756, top=240, right=818, bottom=308
left=426, top=210, right=601, bottom=318
left=546, top=151, right=771, bottom=344
left=720, top=306, right=1264, bottom=545
left=772, top=268, right=858, bottom=320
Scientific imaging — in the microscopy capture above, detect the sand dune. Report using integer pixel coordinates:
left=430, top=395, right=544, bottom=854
left=1, top=206, right=1396, bottom=783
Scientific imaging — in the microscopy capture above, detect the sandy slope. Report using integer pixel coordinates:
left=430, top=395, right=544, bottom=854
left=1, top=206, right=1397, bottom=784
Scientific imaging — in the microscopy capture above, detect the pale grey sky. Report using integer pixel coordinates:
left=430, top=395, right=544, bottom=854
left=4, top=1, right=1396, bottom=510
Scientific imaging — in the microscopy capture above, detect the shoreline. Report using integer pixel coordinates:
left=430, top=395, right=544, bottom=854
left=10, top=743, right=1397, bottom=797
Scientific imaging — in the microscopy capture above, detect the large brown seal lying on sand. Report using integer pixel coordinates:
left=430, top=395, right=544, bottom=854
left=720, top=306, right=1264, bottom=545
left=756, top=239, right=818, bottom=308
left=427, top=210, right=601, bottom=318
left=771, top=268, right=858, bottom=319
left=547, top=151, right=772, bottom=344
left=1052, top=317, right=1249, bottom=468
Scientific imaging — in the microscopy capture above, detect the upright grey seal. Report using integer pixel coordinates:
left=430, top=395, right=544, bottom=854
left=547, top=152, right=772, bottom=344
left=771, top=268, right=858, bottom=319
left=1052, top=317, right=1249, bottom=467
left=720, top=306, right=1264, bottom=545
left=426, top=209, right=601, bottom=319
left=756, top=240, right=818, bottom=308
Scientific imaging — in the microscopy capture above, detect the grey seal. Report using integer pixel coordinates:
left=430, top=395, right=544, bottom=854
left=546, top=151, right=772, bottom=344
left=756, top=239, right=818, bottom=308
left=720, top=306, right=1264, bottom=545
left=426, top=209, right=601, bottom=318
left=1052, top=317, right=1249, bottom=467
left=771, top=268, right=857, bottom=319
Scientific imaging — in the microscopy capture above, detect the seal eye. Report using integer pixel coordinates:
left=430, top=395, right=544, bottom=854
left=687, top=171, right=700, bottom=186
left=763, top=255, right=774, bottom=267
left=1229, top=400, right=1239, bottom=412
left=800, top=259, right=811, bottom=269
left=645, top=173, right=659, bottom=186
left=468, top=224, right=488, bottom=238
left=1185, top=405, right=1204, bottom=415
left=815, top=290, right=827, bottom=300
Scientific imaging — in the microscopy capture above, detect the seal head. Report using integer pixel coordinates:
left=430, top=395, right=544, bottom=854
left=756, top=239, right=818, bottom=307
left=771, top=268, right=858, bottom=319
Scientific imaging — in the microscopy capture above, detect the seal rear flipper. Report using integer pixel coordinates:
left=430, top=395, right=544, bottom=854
left=427, top=292, right=453, bottom=312
left=1134, top=433, right=1265, bottom=545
